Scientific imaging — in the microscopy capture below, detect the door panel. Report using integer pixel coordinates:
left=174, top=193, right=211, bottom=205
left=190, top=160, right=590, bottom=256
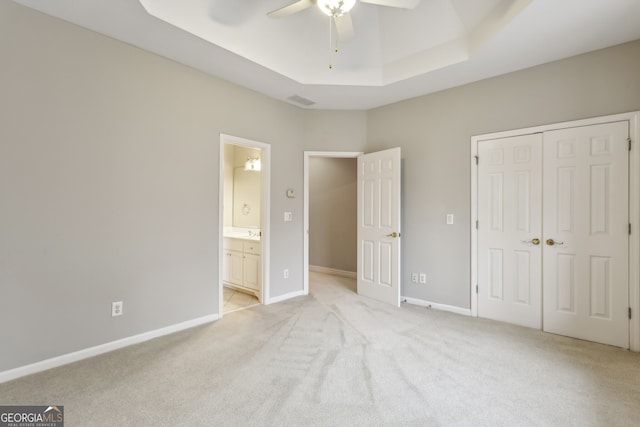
left=357, top=148, right=401, bottom=306
left=478, top=134, right=543, bottom=328
left=542, top=122, right=629, bottom=348
left=477, top=121, right=630, bottom=348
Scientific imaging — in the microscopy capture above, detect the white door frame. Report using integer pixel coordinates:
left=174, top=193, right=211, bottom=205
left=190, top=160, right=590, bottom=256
left=470, top=111, right=640, bottom=351
left=219, top=134, right=271, bottom=317
left=303, top=151, right=362, bottom=295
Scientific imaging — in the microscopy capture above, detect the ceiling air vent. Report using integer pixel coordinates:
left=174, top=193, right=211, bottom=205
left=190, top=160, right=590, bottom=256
left=287, top=94, right=316, bottom=107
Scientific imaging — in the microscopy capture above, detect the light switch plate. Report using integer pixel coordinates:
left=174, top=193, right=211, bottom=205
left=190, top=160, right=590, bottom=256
left=284, top=212, right=293, bottom=222
left=446, top=214, right=454, bottom=225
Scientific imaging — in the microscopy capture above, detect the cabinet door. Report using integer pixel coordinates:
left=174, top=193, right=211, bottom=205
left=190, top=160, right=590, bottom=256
left=243, top=253, right=261, bottom=291
left=226, top=250, right=244, bottom=285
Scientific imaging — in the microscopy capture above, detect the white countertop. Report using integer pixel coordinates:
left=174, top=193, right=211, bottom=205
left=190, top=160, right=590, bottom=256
left=224, top=227, right=261, bottom=242
left=223, top=233, right=260, bottom=242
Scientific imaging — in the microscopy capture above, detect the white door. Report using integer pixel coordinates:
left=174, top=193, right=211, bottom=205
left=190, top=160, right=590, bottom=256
left=478, top=134, right=543, bottom=328
left=357, top=148, right=401, bottom=307
left=542, top=122, right=629, bottom=348
left=478, top=122, right=630, bottom=348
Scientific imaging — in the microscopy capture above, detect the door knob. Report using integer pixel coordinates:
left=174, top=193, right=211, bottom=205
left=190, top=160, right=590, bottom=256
left=546, top=238, right=564, bottom=246
left=522, top=238, right=540, bottom=245
left=386, top=232, right=399, bottom=238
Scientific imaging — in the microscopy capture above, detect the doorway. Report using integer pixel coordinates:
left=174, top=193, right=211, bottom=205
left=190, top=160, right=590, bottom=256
left=303, top=148, right=402, bottom=307
left=471, top=112, right=640, bottom=351
left=219, top=134, right=271, bottom=317
left=304, top=152, right=361, bottom=295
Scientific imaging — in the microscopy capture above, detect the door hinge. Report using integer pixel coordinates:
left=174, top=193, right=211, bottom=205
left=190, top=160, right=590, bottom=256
left=629, top=307, right=632, bottom=320
left=474, top=155, right=479, bottom=165
left=476, top=220, right=479, bottom=229
left=629, top=138, right=632, bottom=151
left=476, top=284, right=478, bottom=294
left=630, top=223, right=632, bottom=235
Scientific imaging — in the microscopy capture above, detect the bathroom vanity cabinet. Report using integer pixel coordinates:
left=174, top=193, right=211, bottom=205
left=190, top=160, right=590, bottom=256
left=223, top=237, right=261, bottom=299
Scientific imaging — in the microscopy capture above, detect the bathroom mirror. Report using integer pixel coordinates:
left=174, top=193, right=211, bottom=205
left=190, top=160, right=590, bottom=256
left=233, top=167, right=261, bottom=228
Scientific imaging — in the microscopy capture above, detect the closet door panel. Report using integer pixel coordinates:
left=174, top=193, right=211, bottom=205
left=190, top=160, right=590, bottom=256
left=542, top=121, right=629, bottom=348
left=478, top=134, right=543, bottom=329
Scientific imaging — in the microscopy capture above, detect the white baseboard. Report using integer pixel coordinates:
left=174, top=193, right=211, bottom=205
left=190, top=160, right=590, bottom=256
left=309, top=265, right=357, bottom=279
left=0, top=313, right=219, bottom=384
left=402, top=296, right=472, bottom=317
left=266, top=289, right=305, bottom=305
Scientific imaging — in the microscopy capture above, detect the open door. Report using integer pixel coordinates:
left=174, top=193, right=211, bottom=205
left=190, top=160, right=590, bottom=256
left=357, top=148, right=401, bottom=307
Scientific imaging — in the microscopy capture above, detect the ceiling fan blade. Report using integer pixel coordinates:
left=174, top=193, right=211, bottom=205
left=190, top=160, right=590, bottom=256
left=335, top=13, right=354, bottom=42
left=359, top=0, right=420, bottom=9
left=267, top=0, right=314, bottom=18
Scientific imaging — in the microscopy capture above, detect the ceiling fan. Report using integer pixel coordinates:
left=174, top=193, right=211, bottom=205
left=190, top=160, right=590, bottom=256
left=268, top=0, right=421, bottom=44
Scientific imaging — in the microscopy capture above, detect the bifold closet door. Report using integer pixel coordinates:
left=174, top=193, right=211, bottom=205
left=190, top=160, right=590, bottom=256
left=542, top=122, right=629, bottom=348
left=478, top=133, right=543, bottom=329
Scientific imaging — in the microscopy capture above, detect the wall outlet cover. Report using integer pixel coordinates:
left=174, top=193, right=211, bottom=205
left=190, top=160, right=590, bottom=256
left=111, top=301, right=123, bottom=317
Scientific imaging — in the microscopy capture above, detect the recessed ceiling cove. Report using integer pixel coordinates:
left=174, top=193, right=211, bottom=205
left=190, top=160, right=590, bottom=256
left=138, top=0, right=532, bottom=87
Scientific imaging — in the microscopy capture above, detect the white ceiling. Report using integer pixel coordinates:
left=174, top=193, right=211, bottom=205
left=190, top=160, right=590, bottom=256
left=12, top=0, right=640, bottom=110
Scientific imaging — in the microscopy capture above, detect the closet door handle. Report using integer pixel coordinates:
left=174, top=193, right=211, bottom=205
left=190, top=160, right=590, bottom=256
left=522, top=238, right=540, bottom=245
left=546, top=238, right=564, bottom=246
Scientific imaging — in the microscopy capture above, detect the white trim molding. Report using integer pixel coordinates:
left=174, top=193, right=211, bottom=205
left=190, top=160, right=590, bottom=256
left=402, top=296, right=472, bottom=317
left=471, top=111, right=640, bottom=352
left=267, top=289, right=305, bottom=305
left=629, top=112, right=640, bottom=352
left=309, top=265, right=357, bottom=279
left=0, top=314, right=219, bottom=384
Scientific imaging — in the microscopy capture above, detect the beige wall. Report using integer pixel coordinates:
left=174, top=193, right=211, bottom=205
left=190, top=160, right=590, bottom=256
left=1, top=0, right=639, bottom=373
left=368, top=39, right=640, bottom=309
left=309, top=158, right=357, bottom=272
left=0, top=1, right=364, bottom=371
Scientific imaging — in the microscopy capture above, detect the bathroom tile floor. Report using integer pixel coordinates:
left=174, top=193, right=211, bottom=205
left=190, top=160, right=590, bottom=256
left=223, top=286, right=259, bottom=313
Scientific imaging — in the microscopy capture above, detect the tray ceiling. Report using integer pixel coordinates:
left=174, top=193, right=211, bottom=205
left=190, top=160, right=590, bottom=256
left=11, top=0, right=640, bottom=109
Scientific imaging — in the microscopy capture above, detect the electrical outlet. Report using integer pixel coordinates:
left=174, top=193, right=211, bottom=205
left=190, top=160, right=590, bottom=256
left=411, top=273, right=418, bottom=283
left=283, top=268, right=289, bottom=279
left=419, top=273, right=427, bottom=284
left=111, top=301, right=123, bottom=317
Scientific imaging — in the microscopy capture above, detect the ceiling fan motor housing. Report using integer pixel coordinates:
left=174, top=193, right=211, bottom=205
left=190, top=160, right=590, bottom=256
left=317, top=0, right=356, bottom=17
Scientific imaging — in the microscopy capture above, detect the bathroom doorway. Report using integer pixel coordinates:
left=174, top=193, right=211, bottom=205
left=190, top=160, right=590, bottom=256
left=219, top=134, right=270, bottom=316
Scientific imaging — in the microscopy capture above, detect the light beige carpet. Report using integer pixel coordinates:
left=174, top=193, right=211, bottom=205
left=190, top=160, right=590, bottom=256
left=1, top=271, right=639, bottom=426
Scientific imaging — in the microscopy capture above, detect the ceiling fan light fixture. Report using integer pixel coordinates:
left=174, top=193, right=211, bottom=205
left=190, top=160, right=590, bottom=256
left=317, top=0, right=356, bottom=17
